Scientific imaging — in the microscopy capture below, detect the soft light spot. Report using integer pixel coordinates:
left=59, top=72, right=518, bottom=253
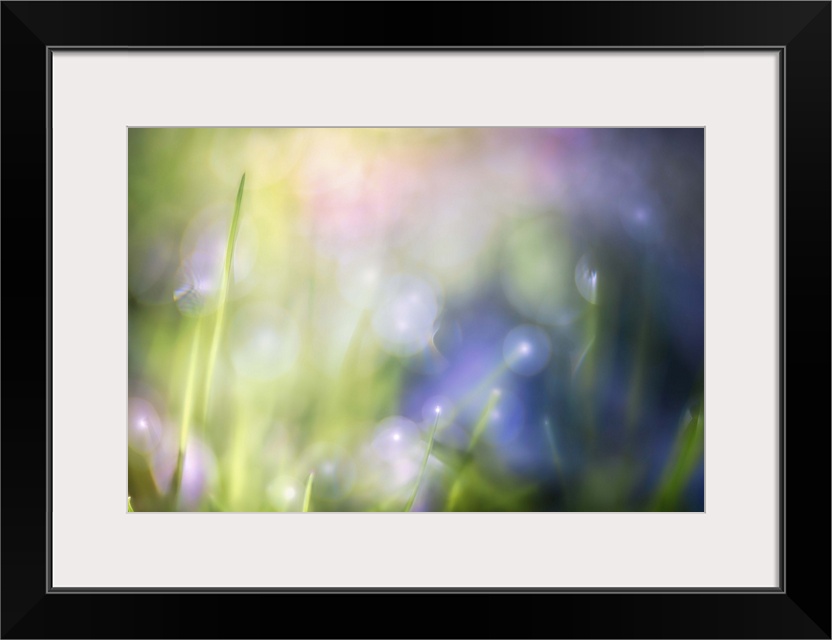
left=128, top=397, right=163, bottom=454
left=372, top=274, right=441, bottom=356
left=229, top=302, right=300, bottom=380
left=421, top=395, right=453, bottom=425
left=503, top=325, right=552, bottom=376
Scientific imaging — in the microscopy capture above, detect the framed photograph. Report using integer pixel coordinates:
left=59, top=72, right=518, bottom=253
left=2, top=2, right=829, bottom=638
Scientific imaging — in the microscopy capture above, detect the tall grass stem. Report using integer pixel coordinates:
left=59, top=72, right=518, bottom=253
left=202, top=173, right=246, bottom=423
left=303, top=472, right=315, bottom=512
left=404, top=410, right=441, bottom=512
left=171, top=317, right=203, bottom=507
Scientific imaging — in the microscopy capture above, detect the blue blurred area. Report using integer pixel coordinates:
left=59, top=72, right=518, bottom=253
left=398, top=129, right=704, bottom=511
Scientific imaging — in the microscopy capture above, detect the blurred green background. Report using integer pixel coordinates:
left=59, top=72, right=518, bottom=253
left=128, top=128, right=704, bottom=512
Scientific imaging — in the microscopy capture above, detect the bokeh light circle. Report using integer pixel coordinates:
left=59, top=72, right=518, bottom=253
left=372, top=274, right=440, bottom=356
left=128, top=397, right=163, bottom=454
left=229, top=303, right=300, bottom=380
left=502, top=324, right=552, bottom=376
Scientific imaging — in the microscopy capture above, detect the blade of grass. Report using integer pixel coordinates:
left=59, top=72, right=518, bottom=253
left=127, top=496, right=134, bottom=512
left=302, top=472, right=315, bottom=512
left=433, top=364, right=506, bottom=430
left=207, top=493, right=229, bottom=512
left=542, top=417, right=569, bottom=509
left=170, top=317, right=203, bottom=508
left=467, top=389, right=500, bottom=452
left=650, top=408, right=704, bottom=511
left=202, top=172, right=246, bottom=423
left=445, top=390, right=501, bottom=511
left=579, top=303, right=600, bottom=452
left=404, top=409, right=442, bottom=512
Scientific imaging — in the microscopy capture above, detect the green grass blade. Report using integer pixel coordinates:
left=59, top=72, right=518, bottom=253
left=207, top=493, right=229, bottom=512
left=202, top=172, right=246, bottom=422
left=404, top=410, right=442, bottom=512
left=542, top=417, right=569, bottom=508
left=302, top=472, right=315, bottom=512
left=445, top=391, right=501, bottom=511
left=467, top=389, right=500, bottom=453
left=170, top=317, right=203, bottom=507
left=128, top=496, right=134, bottom=512
left=650, top=408, right=704, bottom=511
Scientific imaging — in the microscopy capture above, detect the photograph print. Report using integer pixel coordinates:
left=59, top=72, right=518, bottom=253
left=127, top=127, right=704, bottom=513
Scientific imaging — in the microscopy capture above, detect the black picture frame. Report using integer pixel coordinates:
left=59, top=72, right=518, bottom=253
left=2, top=2, right=829, bottom=638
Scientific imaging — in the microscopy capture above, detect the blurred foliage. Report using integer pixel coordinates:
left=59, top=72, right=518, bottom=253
left=128, top=128, right=704, bottom=512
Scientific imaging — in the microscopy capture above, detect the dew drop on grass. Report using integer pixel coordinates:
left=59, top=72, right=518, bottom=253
left=173, top=210, right=258, bottom=317
left=575, top=253, right=599, bottom=304
left=173, top=258, right=216, bottom=316
left=418, top=398, right=469, bottom=449
left=421, top=395, right=453, bottom=425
